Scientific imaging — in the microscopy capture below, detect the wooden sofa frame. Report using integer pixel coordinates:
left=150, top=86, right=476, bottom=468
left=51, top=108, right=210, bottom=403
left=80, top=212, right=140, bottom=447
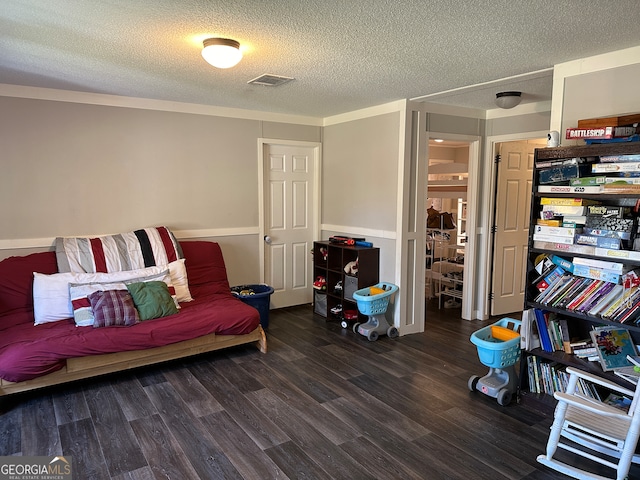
left=0, top=325, right=267, bottom=397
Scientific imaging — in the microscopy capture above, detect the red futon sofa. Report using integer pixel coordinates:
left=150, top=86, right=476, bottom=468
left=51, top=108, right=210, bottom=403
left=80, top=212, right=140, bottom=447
left=0, top=240, right=266, bottom=397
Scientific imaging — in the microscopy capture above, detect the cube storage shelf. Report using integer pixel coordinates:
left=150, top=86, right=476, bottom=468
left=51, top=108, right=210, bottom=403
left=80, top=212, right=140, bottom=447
left=312, top=240, right=379, bottom=324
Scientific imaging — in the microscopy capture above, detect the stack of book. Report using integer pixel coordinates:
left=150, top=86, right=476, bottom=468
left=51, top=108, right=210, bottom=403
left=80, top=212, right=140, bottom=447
left=531, top=252, right=640, bottom=323
left=525, top=356, right=600, bottom=399
left=523, top=308, right=572, bottom=353
left=566, top=114, right=640, bottom=144
left=532, top=224, right=580, bottom=245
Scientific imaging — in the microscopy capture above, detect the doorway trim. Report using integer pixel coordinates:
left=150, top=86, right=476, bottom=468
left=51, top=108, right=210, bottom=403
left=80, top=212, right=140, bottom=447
left=426, top=132, right=480, bottom=321
left=478, top=131, right=548, bottom=320
left=257, top=139, right=322, bottom=287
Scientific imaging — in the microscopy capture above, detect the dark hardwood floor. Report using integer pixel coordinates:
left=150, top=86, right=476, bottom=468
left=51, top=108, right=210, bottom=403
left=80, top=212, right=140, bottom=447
left=2, top=300, right=639, bottom=479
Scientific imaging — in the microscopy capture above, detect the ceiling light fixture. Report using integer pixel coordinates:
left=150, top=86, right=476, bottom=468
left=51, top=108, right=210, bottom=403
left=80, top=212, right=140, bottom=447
left=201, top=38, right=242, bottom=69
left=495, top=91, right=522, bottom=109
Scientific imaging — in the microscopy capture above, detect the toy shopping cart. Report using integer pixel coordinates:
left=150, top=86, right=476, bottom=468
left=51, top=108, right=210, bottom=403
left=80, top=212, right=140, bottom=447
left=352, top=283, right=399, bottom=341
left=468, top=318, right=521, bottom=406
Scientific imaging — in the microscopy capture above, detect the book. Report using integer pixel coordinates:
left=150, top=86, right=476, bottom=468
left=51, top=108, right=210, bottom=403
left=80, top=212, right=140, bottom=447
left=551, top=255, right=573, bottom=272
left=595, top=248, right=640, bottom=262
left=520, top=308, right=541, bottom=351
left=588, top=284, right=623, bottom=317
left=566, top=280, right=603, bottom=311
left=542, top=205, right=587, bottom=215
left=535, top=275, right=571, bottom=304
left=603, top=392, right=633, bottom=409
left=536, top=219, right=562, bottom=227
left=600, top=286, right=638, bottom=320
left=572, top=257, right=624, bottom=273
left=571, top=264, right=621, bottom=284
left=574, top=235, right=621, bottom=250
left=533, top=233, right=574, bottom=245
left=570, top=176, right=608, bottom=186
left=601, top=184, right=640, bottom=194
left=562, top=216, right=587, bottom=226
left=534, top=309, right=554, bottom=353
left=585, top=205, right=628, bottom=217
left=552, top=277, right=589, bottom=308
left=533, top=225, right=580, bottom=237
left=537, top=185, right=603, bottom=194
left=576, top=281, right=616, bottom=314
left=600, top=154, right=640, bottom=163
left=592, top=162, right=640, bottom=173
left=571, top=175, right=640, bottom=185
left=582, top=227, right=631, bottom=241
left=590, top=326, right=638, bottom=371
left=566, top=126, right=640, bottom=140
left=539, top=197, right=601, bottom=206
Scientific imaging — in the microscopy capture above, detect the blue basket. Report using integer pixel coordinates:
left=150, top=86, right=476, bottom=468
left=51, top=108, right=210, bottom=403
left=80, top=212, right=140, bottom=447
left=470, top=318, right=522, bottom=368
left=231, top=284, right=274, bottom=329
left=352, top=283, right=398, bottom=316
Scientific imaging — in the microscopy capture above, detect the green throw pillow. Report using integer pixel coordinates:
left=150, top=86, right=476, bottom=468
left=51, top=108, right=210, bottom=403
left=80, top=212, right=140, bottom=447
left=127, top=281, right=178, bottom=321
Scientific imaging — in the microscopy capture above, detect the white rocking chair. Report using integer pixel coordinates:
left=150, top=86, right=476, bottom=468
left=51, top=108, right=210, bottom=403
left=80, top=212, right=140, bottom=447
left=537, top=366, right=640, bottom=480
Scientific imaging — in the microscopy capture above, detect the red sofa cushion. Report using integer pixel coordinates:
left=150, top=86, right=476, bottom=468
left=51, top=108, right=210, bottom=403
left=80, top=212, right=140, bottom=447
left=0, top=241, right=260, bottom=383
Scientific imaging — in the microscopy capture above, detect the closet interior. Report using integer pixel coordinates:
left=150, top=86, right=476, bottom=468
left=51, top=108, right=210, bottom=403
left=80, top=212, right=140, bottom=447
left=425, top=142, right=469, bottom=308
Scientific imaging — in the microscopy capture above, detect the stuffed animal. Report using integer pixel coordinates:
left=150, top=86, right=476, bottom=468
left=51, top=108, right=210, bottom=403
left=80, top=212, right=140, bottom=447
left=344, top=258, right=358, bottom=275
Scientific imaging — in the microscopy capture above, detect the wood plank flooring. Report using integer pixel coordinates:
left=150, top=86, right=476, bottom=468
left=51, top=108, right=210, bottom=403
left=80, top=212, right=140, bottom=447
left=2, top=300, right=639, bottom=479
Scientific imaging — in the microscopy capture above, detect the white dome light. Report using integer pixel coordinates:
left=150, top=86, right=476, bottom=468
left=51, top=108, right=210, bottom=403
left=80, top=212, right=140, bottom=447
left=495, top=91, right=522, bottom=109
left=202, top=38, right=243, bottom=69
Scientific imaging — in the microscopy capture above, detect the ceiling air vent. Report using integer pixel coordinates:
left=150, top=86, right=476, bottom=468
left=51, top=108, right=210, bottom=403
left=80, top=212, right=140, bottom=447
left=247, top=74, right=294, bottom=87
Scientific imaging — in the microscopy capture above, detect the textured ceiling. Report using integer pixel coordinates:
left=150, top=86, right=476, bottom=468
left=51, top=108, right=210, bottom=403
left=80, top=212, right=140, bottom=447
left=1, top=1, right=640, bottom=118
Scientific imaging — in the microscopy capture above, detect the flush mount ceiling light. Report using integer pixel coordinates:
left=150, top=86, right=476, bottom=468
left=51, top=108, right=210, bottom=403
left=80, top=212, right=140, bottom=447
left=495, top=91, right=522, bottom=109
left=201, top=38, right=242, bottom=69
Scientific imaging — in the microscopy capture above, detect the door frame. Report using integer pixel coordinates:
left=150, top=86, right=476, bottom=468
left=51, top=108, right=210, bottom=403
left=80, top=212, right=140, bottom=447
left=257, top=139, right=322, bottom=289
left=478, top=131, right=548, bottom=320
left=426, top=133, right=480, bottom=321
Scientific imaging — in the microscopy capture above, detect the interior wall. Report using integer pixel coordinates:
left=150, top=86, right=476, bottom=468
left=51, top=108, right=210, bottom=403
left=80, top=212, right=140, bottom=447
left=561, top=62, right=640, bottom=143
left=0, top=95, right=321, bottom=284
left=322, top=111, right=401, bottom=287
left=322, top=112, right=400, bottom=232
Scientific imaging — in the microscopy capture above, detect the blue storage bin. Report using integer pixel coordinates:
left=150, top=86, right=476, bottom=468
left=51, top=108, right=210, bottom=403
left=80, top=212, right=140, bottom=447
left=231, top=284, right=274, bottom=329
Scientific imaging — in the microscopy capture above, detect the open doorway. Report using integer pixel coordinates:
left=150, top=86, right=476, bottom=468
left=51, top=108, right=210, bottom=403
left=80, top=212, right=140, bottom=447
left=425, top=136, right=479, bottom=320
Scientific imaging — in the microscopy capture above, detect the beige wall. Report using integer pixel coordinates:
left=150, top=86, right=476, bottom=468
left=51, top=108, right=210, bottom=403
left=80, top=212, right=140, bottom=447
left=0, top=96, right=260, bottom=237
left=322, top=112, right=400, bottom=232
left=487, top=111, right=550, bottom=137
left=0, top=95, right=321, bottom=284
left=562, top=62, right=640, bottom=145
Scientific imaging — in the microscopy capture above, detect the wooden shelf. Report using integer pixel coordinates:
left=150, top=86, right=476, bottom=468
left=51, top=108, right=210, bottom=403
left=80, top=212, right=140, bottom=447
left=312, top=241, right=379, bottom=323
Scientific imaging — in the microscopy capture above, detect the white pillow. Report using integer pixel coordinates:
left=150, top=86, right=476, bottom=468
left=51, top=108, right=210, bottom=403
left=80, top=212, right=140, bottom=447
left=167, top=259, right=193, bottom=303
left=33, top=265, right=169, bottom=325
left=33, top=271, right=77, bottom=325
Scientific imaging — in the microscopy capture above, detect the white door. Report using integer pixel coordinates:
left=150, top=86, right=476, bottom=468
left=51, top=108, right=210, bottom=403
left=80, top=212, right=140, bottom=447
left=262, top=143, right=317, bottom=308
left=490, top=141, right=535, bottom=315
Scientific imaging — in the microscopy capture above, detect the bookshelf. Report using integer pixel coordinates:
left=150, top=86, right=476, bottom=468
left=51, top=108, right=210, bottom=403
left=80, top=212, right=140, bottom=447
left=522, top=142, right=640, bottom=407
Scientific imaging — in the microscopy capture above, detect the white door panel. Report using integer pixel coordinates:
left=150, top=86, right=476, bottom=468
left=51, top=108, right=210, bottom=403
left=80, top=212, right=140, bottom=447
left=264, top=144, right=315, bottom=308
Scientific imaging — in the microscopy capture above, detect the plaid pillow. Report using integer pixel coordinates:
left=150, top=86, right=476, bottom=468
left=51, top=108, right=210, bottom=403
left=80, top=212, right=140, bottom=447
left=88, top=289, right=139, bottom=328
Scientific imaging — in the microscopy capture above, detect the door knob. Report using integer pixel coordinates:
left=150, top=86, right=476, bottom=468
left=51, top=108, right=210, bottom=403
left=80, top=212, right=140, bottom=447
left=264, top=235, right=272, bottom=244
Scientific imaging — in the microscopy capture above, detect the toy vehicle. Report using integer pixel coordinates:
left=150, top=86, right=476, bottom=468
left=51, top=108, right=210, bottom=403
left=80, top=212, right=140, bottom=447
left=330, top=304, right=343, bottom=315
left=340, top=309, right=358, bottom=329
left=313, top=276, right=327, bottom=291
